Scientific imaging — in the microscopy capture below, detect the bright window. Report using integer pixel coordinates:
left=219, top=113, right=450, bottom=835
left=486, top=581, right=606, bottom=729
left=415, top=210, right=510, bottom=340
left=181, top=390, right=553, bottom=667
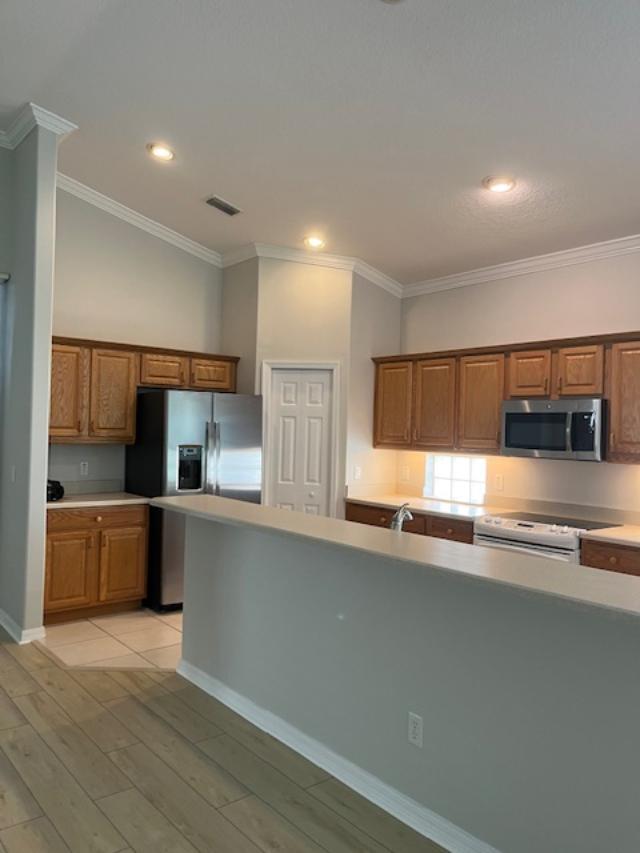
left=423, top=455, right=487, bottom=504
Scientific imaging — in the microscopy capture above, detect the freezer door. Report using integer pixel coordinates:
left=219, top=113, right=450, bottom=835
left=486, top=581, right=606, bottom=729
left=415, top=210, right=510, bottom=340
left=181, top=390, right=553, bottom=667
left=209, top=394, right=263, bottom=503
left=164, top=390, right=213, bottom=496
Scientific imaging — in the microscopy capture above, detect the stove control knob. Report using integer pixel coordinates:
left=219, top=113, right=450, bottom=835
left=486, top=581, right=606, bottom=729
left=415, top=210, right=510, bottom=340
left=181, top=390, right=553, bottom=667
left=561, top=525, right=570, bottom=534
left=550, top=524, right=559, bottom=533
left=494, top=518, right=503, bottom=525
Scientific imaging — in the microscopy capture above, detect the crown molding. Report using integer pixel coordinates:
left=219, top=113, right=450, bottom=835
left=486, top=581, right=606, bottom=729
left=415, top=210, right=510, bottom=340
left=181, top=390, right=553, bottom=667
left=222, top=243, right=403, bottom=297
left=0, top=103, right=77, bottom=150
left=404, top=233, right=640, bottom=298
left=56, top=173, right=223, bottom=267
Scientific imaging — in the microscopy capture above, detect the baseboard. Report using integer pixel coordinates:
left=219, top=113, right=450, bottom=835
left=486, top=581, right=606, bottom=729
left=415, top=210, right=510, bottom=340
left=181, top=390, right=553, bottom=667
left=0, top=608, right=45, bottom=645
left=178, top=659, right=500, bottom=853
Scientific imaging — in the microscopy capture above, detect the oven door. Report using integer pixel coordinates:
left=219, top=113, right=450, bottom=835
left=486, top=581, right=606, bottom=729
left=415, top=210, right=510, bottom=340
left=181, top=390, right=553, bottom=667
left=473, top=534, right=577, bottom=563
left=501, top=399, right=603, bottom=461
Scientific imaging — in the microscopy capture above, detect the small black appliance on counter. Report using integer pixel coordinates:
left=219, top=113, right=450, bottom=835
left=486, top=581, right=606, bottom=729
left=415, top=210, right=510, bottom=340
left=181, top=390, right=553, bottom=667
left=47, top=479, right=64, bottom=502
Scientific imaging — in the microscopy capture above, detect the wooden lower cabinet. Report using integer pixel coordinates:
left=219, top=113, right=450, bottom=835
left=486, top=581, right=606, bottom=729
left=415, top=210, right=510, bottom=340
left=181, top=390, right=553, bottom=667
left=344, top=501, right=473, bottom=543
left=45, top=506, right=148, bottom=621
left=344, top=501, right=426, bottom=534
left=581, top=539, right=640, bottom=576
left=45, top=531, right=99, bottom=612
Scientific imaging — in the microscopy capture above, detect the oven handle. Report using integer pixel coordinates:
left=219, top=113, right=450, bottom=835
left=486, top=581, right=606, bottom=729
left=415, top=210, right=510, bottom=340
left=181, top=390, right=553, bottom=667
left=473, top=535, right=574, bottom=562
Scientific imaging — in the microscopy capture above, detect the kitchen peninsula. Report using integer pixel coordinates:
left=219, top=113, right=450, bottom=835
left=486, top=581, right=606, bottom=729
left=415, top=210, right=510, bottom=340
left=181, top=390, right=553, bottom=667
left=152, top=494, right=640, bottom=853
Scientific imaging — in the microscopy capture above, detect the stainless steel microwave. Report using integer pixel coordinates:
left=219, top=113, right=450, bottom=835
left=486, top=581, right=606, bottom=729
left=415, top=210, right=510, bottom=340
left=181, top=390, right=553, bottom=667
left=501, top=398, right=604, bottom=461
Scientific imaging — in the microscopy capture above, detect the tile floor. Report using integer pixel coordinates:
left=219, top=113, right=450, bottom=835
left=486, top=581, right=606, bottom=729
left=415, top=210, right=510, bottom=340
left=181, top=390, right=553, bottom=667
left=39, top=609, right=183, bottom=670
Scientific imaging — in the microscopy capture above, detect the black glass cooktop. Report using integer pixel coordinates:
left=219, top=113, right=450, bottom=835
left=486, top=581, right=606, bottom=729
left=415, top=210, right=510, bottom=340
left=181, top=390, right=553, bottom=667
left=498, top=511, right=619, bottom=531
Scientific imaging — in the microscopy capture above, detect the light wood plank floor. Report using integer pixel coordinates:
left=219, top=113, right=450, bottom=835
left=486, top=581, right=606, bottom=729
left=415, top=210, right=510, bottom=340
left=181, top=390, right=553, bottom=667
left=0, top=628, right=446, bottom=853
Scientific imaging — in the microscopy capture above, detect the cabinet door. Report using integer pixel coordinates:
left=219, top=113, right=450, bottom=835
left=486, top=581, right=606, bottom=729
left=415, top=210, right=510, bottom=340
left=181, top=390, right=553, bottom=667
left=457, top=354, right=505, bottom=451
left=508, top=349, right=551, bottom=397
left=49, top=345, right=90, bottom=439
left=374, top=361, right=413, bottom=448
left=45, top=531, right=98, bottom=612
left=98, top=526, right=147, bottom=603
left=89, top=349, right=138, bottom=442
left=609, top=341, right=640, bottom=459
left=190, top=358, right=235, bottom=391
left=413, top=358, right=456, bottom=448
left=557, top=345, right=603, bottom=396
left=140, top=353, right=188, bottom=387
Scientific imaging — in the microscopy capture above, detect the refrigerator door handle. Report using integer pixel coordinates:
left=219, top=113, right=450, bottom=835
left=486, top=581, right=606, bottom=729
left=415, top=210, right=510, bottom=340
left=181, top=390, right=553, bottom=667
left=206, top=421, right=221, bottom=495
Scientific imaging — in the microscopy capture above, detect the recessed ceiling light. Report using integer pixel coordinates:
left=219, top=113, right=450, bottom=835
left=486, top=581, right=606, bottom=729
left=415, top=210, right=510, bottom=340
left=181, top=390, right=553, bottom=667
left=147, top=142, right=175, bottom=162
left=304, top=236, right=326, bottom=250
left=482, top=176, right=516, bottom=193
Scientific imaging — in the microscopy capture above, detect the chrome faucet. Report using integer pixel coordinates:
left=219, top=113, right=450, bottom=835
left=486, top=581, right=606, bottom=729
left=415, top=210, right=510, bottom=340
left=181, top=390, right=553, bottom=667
left=390, top=502, right=413, bottom=531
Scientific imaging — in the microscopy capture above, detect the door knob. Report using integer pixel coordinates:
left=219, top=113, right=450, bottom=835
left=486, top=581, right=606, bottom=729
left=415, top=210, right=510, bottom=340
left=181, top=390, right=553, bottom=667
left=308, top=491, right=315, bottom=498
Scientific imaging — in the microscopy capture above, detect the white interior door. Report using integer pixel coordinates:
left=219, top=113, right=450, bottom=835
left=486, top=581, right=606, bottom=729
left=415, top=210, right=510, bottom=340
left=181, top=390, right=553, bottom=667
left=267, top=368, right=333, bottom=515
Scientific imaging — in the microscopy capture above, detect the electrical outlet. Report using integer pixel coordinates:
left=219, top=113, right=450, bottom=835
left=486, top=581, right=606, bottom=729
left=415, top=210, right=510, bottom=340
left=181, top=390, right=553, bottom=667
left=353, top=466, right=362, bottom=481
left=79, top=461, right=89, bottom=478
left=408, top=712, right=423, bottom=748
left=400, top=465, right=410, bottom=482
left=494, top=473, right=504, bottom=492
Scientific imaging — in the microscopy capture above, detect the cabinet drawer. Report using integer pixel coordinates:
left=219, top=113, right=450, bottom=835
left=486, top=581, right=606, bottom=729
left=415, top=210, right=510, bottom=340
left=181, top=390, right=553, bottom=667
left=345, top=503, right=426, bottom=535
left=140, top=353, right=188, bottom=387
left=427, top=516, right=474, bottom=544
left=581, top=540, right=640, bottom=576
left=47, top=505, right=148, bottom=532
left=190, top=358, right=235, bottom=390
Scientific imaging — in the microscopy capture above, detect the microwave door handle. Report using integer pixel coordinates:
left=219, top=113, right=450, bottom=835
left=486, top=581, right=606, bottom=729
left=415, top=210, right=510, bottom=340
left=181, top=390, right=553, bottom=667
left=565, top=412, right=573, bottom=453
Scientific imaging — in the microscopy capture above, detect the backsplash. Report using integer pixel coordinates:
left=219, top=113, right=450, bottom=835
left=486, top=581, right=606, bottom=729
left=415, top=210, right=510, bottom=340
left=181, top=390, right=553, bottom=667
left=48, top=444, right=125, bottom=495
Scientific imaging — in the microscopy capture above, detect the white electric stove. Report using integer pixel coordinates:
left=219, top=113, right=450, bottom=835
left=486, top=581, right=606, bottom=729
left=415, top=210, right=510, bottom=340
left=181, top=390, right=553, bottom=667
left=473, top=512, right=617, bottom=563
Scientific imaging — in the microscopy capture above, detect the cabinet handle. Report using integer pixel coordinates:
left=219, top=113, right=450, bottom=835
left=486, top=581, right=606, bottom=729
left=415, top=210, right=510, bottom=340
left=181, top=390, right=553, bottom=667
left=558, top=376, right=563, bottom=391
left=610, top=432, right=616, bottom=447
left=379, top=516, right=387, bottom=523
left=544, top=377, right=548, bottom=393
left=609, top=556, right=618, bottom=566
left=77, top=419, right=82, bottom=432
left=447, top=528, right=454, bottom=536
left=95, top=515, right=103, bottom=522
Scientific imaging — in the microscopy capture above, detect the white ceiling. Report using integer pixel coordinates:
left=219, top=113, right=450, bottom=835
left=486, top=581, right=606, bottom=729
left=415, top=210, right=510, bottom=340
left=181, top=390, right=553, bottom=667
left=1, top=0, right=640, bottom=284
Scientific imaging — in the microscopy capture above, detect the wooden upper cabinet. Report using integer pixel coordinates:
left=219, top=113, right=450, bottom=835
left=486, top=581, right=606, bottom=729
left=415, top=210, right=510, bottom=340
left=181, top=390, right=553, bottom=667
left=98, top=525, right=147, bottom=603
left=190, top=358, right=235, bottom=391
left=89, top=349, right=138, bottom=442
left=45, top=530, right=99, bottom=612
left=49, top=345, right=90, bottom=439
left=140, top=352, right=188, bottom=387
left=413, top=358, right=456, bottom=448
left=457, top=354, right=505, bottom=451
left=609, top=341, right=640, bottom=459
left=508, top=349, right=551, bottom=397
left=374, top=361, right=413, bottom=448
left=557, top=344, right=603, bottom=396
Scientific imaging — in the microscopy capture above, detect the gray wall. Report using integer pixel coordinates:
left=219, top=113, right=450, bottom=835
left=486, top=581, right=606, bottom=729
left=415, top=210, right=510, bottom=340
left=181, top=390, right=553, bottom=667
left=54, top=190, right=223, bottom=352
left=347, top=274, right=401, bottom=496
left=183, top=516, right=640, bottom=853
left=0, top=148, right=13, bottom=272
left=48, top=444, right=125, bottom=495
left=0, top=126, right=59, bottom=635
left=221, top=258, right=259, bottom=394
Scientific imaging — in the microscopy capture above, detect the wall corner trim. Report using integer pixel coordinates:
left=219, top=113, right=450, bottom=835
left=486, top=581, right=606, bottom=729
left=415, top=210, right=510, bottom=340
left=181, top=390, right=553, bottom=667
left=0, top=102, right=77, bottom=150
left=404, top=233, right=640, bottom=297
left=0, top=609, right=45, bottom=645
left=178, top=659, right=500, bottom=853
left=56, top=173, right=224, bottom=267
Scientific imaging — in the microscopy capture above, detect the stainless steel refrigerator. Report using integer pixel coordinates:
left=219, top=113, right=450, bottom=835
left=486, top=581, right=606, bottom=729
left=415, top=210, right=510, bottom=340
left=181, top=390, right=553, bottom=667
left=125, top=389, right=262, bottom=609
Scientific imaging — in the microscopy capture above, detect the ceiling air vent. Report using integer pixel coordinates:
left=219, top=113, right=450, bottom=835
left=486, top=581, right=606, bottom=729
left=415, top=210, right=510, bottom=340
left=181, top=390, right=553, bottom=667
left=206, top=195, right=242, bottom=216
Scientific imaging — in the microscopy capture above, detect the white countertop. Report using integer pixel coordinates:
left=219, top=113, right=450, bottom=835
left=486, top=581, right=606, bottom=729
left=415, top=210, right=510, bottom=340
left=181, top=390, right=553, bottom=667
left=581, top=526, right=640, bottom=548
left=345, top=493, right=497, bottom=520
left=152, top=494, right=640, bottom=618
left=47, top=492, right=149, bottom=510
